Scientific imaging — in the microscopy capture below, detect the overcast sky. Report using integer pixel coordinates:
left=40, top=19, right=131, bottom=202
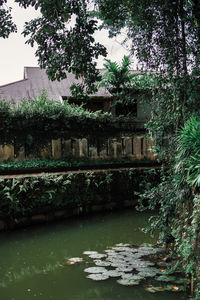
left=0, top=0, right=130, bottom=86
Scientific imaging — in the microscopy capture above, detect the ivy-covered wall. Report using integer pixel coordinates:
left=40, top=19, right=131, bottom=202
left=0, top=136, right=155, bottom=162
left=0, top=91, right=155, bottom=162
left=0, top=91, right=145, bottom=148
left=0, top=168, right=160, bottom=230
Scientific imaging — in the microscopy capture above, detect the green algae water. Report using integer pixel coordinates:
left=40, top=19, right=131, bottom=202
left=0, top=210, right=184, bottom=300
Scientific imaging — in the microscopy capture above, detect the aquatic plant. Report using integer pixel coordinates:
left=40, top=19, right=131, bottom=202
left=64, top=257, right=84, bottom=265
left=117, top=278, right=140, bottom=286
left=68, top=242, right=184, bottom=293
left=84, top=267, right=107, bottom=274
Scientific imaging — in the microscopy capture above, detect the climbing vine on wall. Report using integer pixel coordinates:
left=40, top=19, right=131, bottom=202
left=0, top=91, right=138, bottom=155
left=0, top=168, right=160, bottom=224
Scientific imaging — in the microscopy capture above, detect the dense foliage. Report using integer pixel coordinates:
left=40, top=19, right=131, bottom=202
left=95, top=0, right=200, bottom=297
left=96, top=0, right=200, bottom=71
left=173, top=117, right=200, bottom=298
left=0, top=168, right=160, bottom=224
left=0, top=91, right=137, bottom=154
left=176, top=117, right=200, bottom=188
left=139, top=117, right=200, bottom=298
left=0, top=0, right=16, bottom=38
left=94, top=0, right=200, bottom=159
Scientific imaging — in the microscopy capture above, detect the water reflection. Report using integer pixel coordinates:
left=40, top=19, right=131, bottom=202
left=0, top=262, right=61, bottom=288
left=0, top=210, right=183, bottom=300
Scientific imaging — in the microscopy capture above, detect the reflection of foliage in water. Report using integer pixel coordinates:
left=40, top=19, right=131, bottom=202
left=0, top=262, right=61, bottom=288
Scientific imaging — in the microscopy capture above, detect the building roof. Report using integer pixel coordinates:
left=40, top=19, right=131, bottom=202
left=0, top=67, right=112, bottom=103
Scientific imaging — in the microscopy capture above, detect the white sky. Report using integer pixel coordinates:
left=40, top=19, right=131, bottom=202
left=0, top=0, right=130, bottom=86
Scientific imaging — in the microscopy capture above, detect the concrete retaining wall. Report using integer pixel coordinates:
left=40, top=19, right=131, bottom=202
left=0, top=135, right=155, bottom=162
left=0, top=167, right=160, bottom=231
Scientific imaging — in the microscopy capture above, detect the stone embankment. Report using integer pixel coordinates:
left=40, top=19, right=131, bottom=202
left=0, top=165, right=162, bottom=231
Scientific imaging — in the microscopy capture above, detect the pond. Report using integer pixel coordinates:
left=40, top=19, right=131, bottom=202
left=0, top=209, right=185, bottom=300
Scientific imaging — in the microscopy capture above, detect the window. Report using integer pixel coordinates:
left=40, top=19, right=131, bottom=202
left=115, top=99, right=137, bottom=116
left=62, top=96, right=108, bottom=112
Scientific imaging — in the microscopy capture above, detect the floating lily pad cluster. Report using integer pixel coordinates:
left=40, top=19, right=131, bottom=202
left=66, top=243, right=185, bottom=292
left=82, top=244, right=162, bottom=285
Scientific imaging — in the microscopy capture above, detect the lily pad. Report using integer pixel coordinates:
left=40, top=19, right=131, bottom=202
left=136, top=266, right=159, bottom=274
left=139, top=246, right=155, bottom=251
left=117, top=278, right=140, bottom=286
left=137, top=251, right=155, bottom=257
left=137, top=270, right=158, bottom=278
left=131, top=253, right=144, bottom=259
left=109, top=259, right=130, bottom=268
left=110, top=262, right=126, bottom=268
left=121, top=274, right=143, bottom=280
left=111, top=247, right=134, bottom=252
left=65, top=257, right=84, bottom=265
left=132, top=261, right=155, bottom=268
left=104, top=249, right=116, bottom=254
left=107, top=253, right=127, bottom=260
left=123, top=255, right=142, bottom=263
left=87, top=273, right=109, bottom=281
left=145, top=286, right=167, bottom=293
left=94, top=260, right=111, bottom=267
left=88, top=253, right=107, bottom=259
left=118, top=250, right=138, bottom=258
left=106, top=270, right=124, bottom=277
left=115, top=243, right=131, bottom=247
left=83, top=251, right=98, bottom=255
left=118, top=249, right=139, bottom=255
left=84, top=267, right=107, bottom=274
left=156, top=275, right=177, bottom=282
left=106, top=257, right=126, bottom=265
left=116, top=266, right=133, bottom=272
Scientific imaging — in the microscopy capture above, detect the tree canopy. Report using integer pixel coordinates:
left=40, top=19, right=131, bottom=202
left=1, top=1, right=199, bottom=96
left=96, top=0, right=200, bottom=148
left=0, top=0, right=107, bottom=94
left=0, top=0, right=16, bottom=38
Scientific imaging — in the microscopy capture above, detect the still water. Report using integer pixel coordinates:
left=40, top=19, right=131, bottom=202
left=0, top=209, right=184, bottom=300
